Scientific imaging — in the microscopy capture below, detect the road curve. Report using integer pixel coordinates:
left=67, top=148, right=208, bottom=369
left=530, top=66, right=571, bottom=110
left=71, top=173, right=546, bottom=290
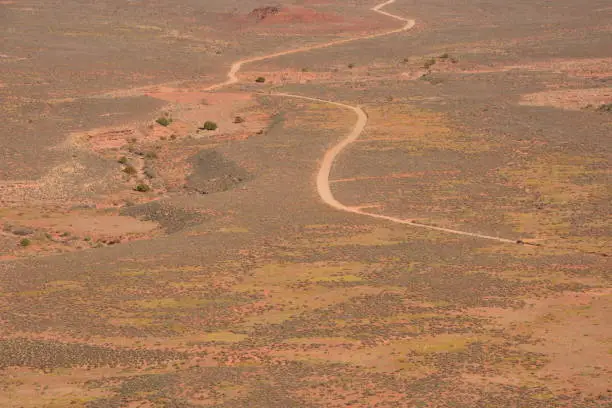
left=206, top=0, right=520, bottom=244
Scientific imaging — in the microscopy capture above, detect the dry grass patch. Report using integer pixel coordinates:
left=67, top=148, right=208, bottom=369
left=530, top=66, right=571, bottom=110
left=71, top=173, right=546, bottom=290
left=358, top=105, right=497, bottom=154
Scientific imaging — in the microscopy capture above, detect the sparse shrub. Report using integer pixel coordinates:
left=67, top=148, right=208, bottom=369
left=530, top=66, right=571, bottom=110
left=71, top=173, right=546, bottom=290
left=156, top=117, right=172, bottom=127
left=598, top=103, right=612, bottom=112
left=84, top=237, right=91, bottom=242
left=255, top=77, right=266, bottom=83
left=144, top=151, right=158, bottom=159
left=61, top=231, right=70, bottom=237
left=439, top=53, right=449, bottom=59
left=423, top=58, right=436, bottom=69
left=134, top=183, right=151, bottom=192
left=450, top=57, right=458, bottom=63
left=233, top=116, right=245, bottom=124
left=301, top=67, right=309, bottom=72
left=200, top=121, right=218, bottom=131
left=123, top=165, right=137, bottom=175
left=348, top=63, right=355, bottom=69
left=117, top=156, right=128, bottom=164
left=19, top=238, right=31, bottom=247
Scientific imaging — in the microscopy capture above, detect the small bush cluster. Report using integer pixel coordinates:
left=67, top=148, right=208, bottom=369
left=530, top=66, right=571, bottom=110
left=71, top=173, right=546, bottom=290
left=134, top=184, right=151, bottom=192
left=156, top=117, right=173, bottom=127
left=255, top=77, right=266, bottom=83
left=200, top=121, right=218, bottom=131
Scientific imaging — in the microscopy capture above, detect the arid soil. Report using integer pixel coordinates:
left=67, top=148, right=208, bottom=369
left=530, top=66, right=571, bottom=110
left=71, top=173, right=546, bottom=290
left=0, top=0, right=610, bottom=407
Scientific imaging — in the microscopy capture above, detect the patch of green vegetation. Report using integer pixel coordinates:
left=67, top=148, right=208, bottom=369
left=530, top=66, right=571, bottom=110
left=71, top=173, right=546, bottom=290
left=19, top=238, right=31, bottom=247
left=531, top=392, right=555, bottom=401
left=117, top=156, right=128, bottom=164
left=134, top=183, right=150, bottom=192
left=129, top=297, right=230, bottom=310
left=255, top=76, right=266, bottom=83
left=199, top=121, right=218, bottom=131
left=310, top=274, right=364, bottom=283
left=156, top=117, right=172, bottom=127
left=198, top=331, right=248, bottom=343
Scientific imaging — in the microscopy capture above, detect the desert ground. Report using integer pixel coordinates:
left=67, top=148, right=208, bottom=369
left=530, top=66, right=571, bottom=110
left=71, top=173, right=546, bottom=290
left=0, top=0, right=610, bottom=407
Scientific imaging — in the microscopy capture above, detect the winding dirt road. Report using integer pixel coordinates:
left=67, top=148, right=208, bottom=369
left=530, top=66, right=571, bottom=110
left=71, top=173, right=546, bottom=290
left=206, top=0, right=520, bottom=244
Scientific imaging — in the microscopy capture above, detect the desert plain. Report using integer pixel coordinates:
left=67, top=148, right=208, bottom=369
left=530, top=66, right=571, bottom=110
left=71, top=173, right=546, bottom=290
left=0, top=0, right=611, bottom=407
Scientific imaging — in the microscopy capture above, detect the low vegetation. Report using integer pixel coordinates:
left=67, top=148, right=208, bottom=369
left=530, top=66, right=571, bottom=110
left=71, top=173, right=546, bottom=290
left=19, top=238, right=31, bottom=247
left=255, top=77, right=266, bottom=83
left=200, top=121, right=218, bottom=131
left=156, top=117, right=173, bottom=127
left=134, top=183, right=151, bottom=192
left=598, top=103, right=612, bottom=112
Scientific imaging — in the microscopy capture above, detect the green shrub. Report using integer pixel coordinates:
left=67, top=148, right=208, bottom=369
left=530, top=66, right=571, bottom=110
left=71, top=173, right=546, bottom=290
left=233, top=116, right=245, bottom=124
left=156, top=117, right=172, bottom=127
left=20, top=238, right=31, bottom=247
left=134, top=184, right=151, bottom=192
left=145, top=151, right=158, bottom=159
left=200, top=121, right=218, bottom=131
left=117, top=156, right=128, bottom=164
left=439, top=53, right=449, bottom=59
left=348, top=63, right=355, bottom=69
left=255, top=77, right=266, bottom=83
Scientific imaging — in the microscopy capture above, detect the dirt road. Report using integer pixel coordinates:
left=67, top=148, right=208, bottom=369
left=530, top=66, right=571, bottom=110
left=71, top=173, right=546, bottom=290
left=206, top=0, right=520, bottom=244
